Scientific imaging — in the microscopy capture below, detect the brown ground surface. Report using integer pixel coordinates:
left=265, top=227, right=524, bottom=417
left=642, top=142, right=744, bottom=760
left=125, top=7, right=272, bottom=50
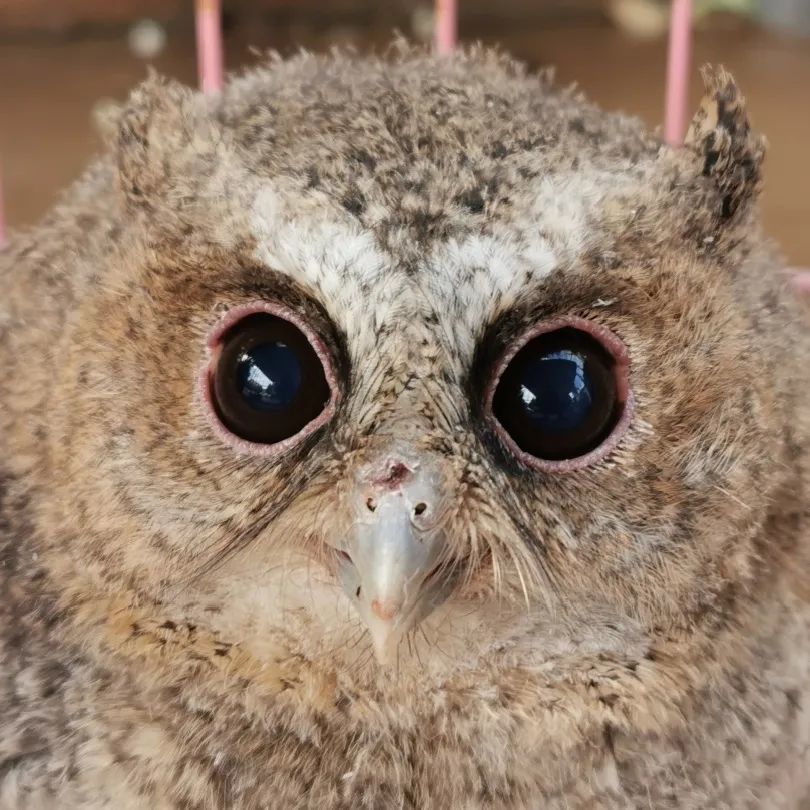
left=1, top=23, right=808, bottom=263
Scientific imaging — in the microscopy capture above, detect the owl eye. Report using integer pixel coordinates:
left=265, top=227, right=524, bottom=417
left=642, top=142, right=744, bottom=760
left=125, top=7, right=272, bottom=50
left=208, top=311, right=333, bottom=447
left=489, top=323, right=631, bottom=468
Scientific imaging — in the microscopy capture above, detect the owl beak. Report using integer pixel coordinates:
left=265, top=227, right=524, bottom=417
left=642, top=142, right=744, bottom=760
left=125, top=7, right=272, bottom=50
left=334, top=457, right=452, bottom=664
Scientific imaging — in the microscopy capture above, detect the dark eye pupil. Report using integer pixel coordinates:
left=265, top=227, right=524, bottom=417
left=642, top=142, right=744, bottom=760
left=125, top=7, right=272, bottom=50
left=212, top=313, right=331, bottom=445
left=519, top=350, right=593, bottom=432
left=492, top=327, right=621, bottom=461
left=237, top=342, right=302, bottom=411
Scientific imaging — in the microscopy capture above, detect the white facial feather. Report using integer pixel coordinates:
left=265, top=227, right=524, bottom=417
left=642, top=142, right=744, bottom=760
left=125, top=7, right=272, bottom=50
left=248, top=168, right=627, bottom=370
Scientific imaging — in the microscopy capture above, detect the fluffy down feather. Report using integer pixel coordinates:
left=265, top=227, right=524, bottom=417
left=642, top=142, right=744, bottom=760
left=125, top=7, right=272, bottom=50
left=1, top=46, right=808, bottom=809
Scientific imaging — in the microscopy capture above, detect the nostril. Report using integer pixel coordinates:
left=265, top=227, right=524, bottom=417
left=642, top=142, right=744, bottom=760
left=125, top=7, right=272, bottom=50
left=413, top=502, right=427, bottom=517
left=366, top=497, right=377, bottom=512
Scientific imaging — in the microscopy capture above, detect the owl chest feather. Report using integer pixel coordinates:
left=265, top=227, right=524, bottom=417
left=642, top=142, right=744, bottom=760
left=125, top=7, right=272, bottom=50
left=2, top=588, right=809, bottom=810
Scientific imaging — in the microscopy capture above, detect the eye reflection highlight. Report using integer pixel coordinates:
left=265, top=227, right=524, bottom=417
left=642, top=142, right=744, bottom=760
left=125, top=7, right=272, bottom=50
left=519, top=350, right=592, bottom=432
left=237, top=341, right=303, bottom=411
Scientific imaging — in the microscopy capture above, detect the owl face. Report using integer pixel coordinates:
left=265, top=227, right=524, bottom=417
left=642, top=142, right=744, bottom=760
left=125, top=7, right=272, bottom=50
left=38, top=51, right=785, bottom=684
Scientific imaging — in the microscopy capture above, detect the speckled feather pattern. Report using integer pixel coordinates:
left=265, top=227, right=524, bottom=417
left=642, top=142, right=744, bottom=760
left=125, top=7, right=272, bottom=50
left=0, top=46, right=809, bottom=809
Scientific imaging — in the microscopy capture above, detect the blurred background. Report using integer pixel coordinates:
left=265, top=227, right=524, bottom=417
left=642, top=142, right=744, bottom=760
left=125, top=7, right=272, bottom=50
left=0, top=0, right=808, bottom=263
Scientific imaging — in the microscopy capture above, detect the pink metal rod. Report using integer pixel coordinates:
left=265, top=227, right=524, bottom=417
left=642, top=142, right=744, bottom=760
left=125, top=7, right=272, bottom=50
left=789, top=269, right=810, bottom=294
left=664, top=0, right=693, bottom=145
left=435, top=0, right=458, bottom=55
left=196, top=0, right=224, bottom=94
left=0, top=165, right=6, bottom=249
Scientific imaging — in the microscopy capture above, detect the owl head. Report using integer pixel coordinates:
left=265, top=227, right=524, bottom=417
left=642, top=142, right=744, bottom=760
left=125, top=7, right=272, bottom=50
left=5, top=47, right=805, bottom=705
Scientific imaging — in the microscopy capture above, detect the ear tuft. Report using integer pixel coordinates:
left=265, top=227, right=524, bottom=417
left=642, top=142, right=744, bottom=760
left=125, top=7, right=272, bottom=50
left=114, top=72, right=207, bottom=206
left=684, top=65, right=765, bottom=220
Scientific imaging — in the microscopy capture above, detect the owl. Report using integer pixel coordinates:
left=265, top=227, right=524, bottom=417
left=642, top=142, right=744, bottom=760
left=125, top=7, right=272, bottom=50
left=1, top=45, right=809, bottom=810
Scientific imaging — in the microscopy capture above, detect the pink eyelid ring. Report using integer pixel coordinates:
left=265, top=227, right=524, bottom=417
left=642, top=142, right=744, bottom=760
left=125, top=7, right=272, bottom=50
left=198, top=301, right=341, bottom=457
left=484, top=315, right=635, bottom=473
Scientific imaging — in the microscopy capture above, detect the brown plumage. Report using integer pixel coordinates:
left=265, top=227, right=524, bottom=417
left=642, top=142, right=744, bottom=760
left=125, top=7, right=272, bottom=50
left=1, top=46, right=808, bottom=809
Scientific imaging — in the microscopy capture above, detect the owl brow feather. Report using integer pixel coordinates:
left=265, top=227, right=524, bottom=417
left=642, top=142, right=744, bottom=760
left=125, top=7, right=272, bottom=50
left=418, top=377, right=465, bottom=434
left=409, top=269, right=460, bottom=361
left=409, top=272, right=470, bottom=428
left=351, top=355, right=392, bottom=426
left=399, top=368, right=462, bottom=439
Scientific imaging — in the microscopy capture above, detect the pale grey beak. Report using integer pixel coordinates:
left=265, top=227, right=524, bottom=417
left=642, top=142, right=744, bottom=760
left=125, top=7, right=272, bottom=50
left=333, top=453, right=452, bottom=663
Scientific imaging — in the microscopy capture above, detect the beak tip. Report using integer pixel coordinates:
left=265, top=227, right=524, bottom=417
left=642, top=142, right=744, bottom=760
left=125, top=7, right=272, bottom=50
left=370, top=598, right=401, bottom=621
